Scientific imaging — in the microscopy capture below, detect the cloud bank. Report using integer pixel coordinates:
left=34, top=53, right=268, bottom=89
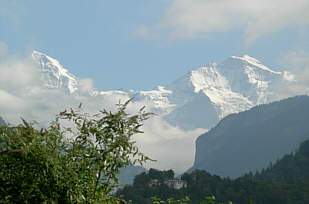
left=139, top=0, right=309, bottom=44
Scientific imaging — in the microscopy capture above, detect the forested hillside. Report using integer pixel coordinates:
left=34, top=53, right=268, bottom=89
left=254, top=139, right=309, bottom=180
left=117, top=139, right=309, bottom=204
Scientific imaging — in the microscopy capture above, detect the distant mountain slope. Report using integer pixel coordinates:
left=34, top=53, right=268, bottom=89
left=31, top=51, right=294, bottom=130
left=118, top=165, right=146, bottom=185
left=192, top=95, right=309, bottom=178
left=0, top=117, right=6, bottom=126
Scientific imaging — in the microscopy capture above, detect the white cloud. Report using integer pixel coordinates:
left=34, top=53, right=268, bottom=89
left=271, top=51, right=309, bottom=101
left=139, top=0, right=309, bottom=44
left=0, top=57, right=39, bottom=93
left=79, top=78, right=94, bottom=94
left=0, top=89, right=25, bottom=111
left=136, top=117, right=206, bottom=173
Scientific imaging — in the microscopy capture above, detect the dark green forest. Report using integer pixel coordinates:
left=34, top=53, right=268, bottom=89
left=117, top=139, right=309, bottom=204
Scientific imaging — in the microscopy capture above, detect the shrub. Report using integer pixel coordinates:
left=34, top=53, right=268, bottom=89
left=0, top=101, right=151, bottom=203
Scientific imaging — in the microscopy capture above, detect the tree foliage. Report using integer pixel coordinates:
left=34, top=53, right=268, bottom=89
left=0, top=101, right=152, bottom=203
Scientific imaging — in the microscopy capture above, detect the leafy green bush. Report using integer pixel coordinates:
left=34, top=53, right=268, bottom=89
left=0, top=101, right=151, bottom=203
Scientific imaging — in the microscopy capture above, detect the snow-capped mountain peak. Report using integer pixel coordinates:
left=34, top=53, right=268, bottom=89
left=164, top=54, right=293, bottom=129
left=181, top=63, right=253, bottom=118
left=32, top=50, right=79, bottom=93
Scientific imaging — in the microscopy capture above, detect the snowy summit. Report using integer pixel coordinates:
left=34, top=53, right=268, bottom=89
left=32, top=50, right=79, bottom=94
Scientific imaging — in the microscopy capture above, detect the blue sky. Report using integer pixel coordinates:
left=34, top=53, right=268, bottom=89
left=1, top=0, right=309, bottom=90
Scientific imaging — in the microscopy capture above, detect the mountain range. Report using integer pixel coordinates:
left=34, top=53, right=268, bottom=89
left=31, top=51, right=295, bottom=130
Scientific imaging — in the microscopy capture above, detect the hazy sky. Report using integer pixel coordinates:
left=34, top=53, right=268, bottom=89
left=1, top=0, right=309, bottom=90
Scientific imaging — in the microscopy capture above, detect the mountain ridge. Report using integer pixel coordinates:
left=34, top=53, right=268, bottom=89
left=31, top=50, right=294, bottom=130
